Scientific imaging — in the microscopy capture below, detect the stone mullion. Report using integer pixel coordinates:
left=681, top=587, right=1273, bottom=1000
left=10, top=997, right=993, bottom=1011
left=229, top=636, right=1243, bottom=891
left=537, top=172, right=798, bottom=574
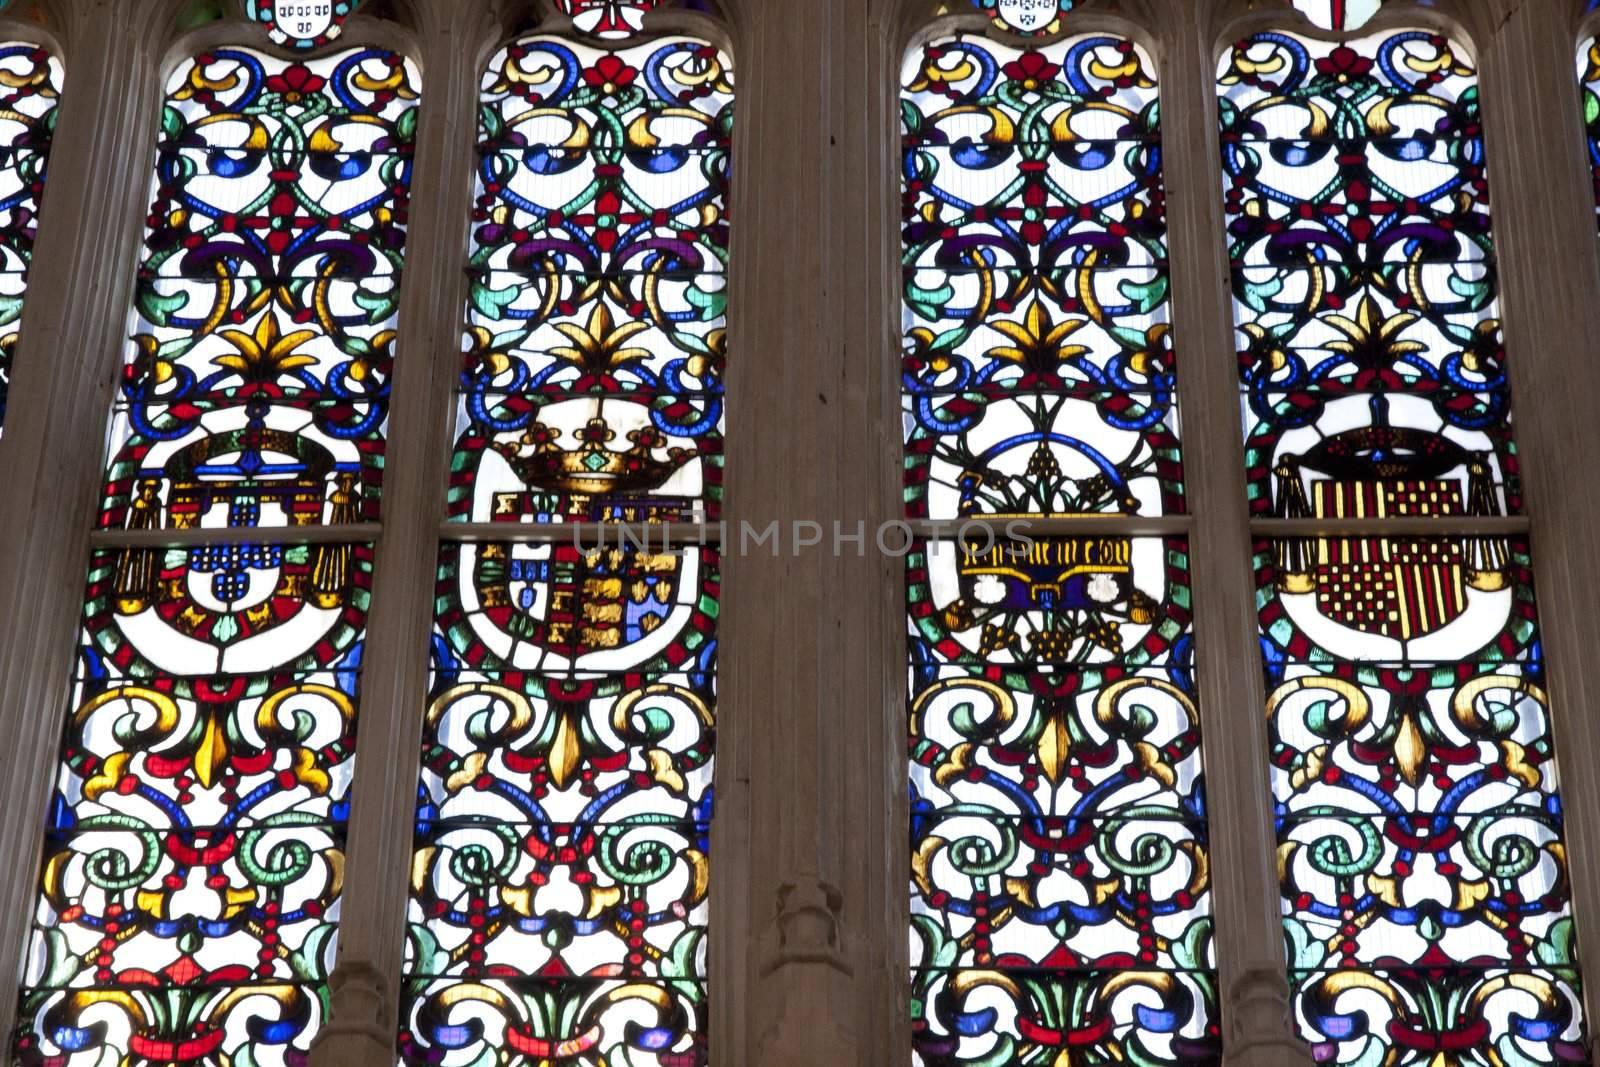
left=821, top=3, right=910, bottom=1062
left=1156, top=3, right=1312, bottom=1063
left=307, top=3, right=493, bottom=1064
left=1475, top=0, right=1600, bottom=1039
left=0, top=0, right=171, bottom=1043
left=715, top=1, right=904, bottom=1063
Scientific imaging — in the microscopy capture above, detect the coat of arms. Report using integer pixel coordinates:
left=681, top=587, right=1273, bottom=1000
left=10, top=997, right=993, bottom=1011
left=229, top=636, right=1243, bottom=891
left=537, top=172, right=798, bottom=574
left=1272, top=424, right=1510, bottom=657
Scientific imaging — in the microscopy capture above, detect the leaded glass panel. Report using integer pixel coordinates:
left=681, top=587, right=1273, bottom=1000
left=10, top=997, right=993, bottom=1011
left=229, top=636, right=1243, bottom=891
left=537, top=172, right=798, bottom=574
left=902, top=35, right=1182, bottom=522
left=100, top=48, right=418, bottom=532
left=1219, top=31, right=1512, bottom=521
left=1580, top=35, right=1600, bottom=224
left=1223, top=28, right=1590, bottom=1063
left=450, top=36, right=731, bottom=527
left=0, top=44, right=60, bottom=439
left=904, top=33, right=1218, bottom=1066
left=12, top=45, right=412, bottom=1066
left=399, top=19, right=731, bottom=1066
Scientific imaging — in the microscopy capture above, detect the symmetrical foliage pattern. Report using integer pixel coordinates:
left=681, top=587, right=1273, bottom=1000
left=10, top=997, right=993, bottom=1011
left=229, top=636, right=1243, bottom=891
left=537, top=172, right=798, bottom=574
left=401, top=542, right=718, bottom=1066
left=1221, top=30, right=1514, bottom=522
left=13, top=47, right=411, bottom=1067
left=908, top=536, right=1218, bottom=1065
left=400, top=21, right=731, bottom=1067
left=0, top=43, right=60, bottom=438
left=904, top=34, right=1218, bottom=1066
left=449, top=35, right=732, bottom=527
left=902, top=34, right=1180, bottom=522
left=1224, top=30, right=1590, bottom=1064
left=101, top=48, right=419, bottom=532
left=17, top=542, right=375, bottom=1066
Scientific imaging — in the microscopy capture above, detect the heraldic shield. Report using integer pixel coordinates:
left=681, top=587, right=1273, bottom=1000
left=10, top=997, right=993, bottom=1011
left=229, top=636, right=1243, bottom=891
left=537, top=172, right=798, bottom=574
left=1270, top=423, right=1513, bottom=661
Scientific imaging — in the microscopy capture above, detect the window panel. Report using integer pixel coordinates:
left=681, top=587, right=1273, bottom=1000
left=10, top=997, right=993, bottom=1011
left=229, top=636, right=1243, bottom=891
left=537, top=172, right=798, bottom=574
left=1581, top=35, right=1600, bottom=225
left=0, top=44, right=60, bottom=439
left=401, top=19, right=730, bottom=1065
left=902, top=36, right=1182, bottom=523
left=16, top=541, right=372, bottom=1065
left=1223, top=28, right=1590, bottom=1063
left=101, top=48, right=418, bottom=532
left=453, top=37, right=732, bottom=526
left=906, top=526, right=1216, bottom=1057
left=904, top=32, right=1216, bottom=1065
left=13, top=44, right=411, bottom=1067
left=1220, top=32, right=1509, bottom=521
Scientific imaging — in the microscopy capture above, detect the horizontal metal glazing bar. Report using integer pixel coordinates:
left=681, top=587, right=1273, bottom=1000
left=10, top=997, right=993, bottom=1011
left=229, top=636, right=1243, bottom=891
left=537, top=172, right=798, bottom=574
left=909, top=516, right=1194, bottom=538
left=1250, top=516, right=1532, bottom=538
left=439, top=522, right=723, bottom=546
left=88, top=524, right=385, bottom=549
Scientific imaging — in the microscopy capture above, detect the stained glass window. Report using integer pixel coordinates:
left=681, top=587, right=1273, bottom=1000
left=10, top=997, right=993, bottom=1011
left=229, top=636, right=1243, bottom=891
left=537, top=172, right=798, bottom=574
left=1221, top=28, right=1589, bottom=1063
left=904, top=34, right=1219, bottom=1064
left=903, top=35, right=1179, bottom=522
left=1579, top=35, right=1600, bottom=223
left=0, top=43, right=60, bottom=439
left=13, top=46, right=416, bottom=1066
left=398, top=22, right=731, bottom=1067
left=448, top=34, right=728, bottom=527
left=100, top=49, right=416, bottom=532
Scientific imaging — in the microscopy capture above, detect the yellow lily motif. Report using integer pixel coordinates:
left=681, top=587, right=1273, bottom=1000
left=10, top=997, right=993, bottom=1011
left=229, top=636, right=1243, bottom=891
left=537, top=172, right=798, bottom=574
left=1322, top=294, right=1426, bottom=367
left=551, top=302, right=652, bottom=370
left=987, top=299, right=1089, bottom=373
left=215, top=311, right=319, bottom=380
left=1241, top=321, right=1289, bottom=373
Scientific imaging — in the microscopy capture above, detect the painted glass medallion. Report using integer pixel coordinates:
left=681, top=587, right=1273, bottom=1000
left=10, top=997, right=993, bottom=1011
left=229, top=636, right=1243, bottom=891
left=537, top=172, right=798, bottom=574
left=969, top=0, right=1073, bottom=36
left=556, top=0, right=665, bottom=38
left=246, top=0, right=358, bottom=49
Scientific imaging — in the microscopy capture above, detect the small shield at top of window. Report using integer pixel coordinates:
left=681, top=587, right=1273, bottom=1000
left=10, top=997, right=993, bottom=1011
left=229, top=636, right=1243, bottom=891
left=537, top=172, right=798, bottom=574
left=247, top=0, right=357, bottom=49
left=976, top=0, right=1072, bottom=36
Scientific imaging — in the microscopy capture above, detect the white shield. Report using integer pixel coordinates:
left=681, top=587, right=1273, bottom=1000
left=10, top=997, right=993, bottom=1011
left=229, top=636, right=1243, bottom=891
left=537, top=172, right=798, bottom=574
left=273, top=0, right=335, bottom=41
left=994, top=0, right=1058, bottom=33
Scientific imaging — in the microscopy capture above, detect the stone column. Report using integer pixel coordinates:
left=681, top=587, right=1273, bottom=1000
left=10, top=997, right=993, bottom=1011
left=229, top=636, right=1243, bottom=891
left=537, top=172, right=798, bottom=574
left=308, top=3, right=496, bottom=1064
left=712, top=0, right=907, bottom=1063
left=1475, top=0, right=1600, bottom=1030
left=0, top=0, right=173, bottom=1041
left=1157, top=2, right=1312, bottom=1062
